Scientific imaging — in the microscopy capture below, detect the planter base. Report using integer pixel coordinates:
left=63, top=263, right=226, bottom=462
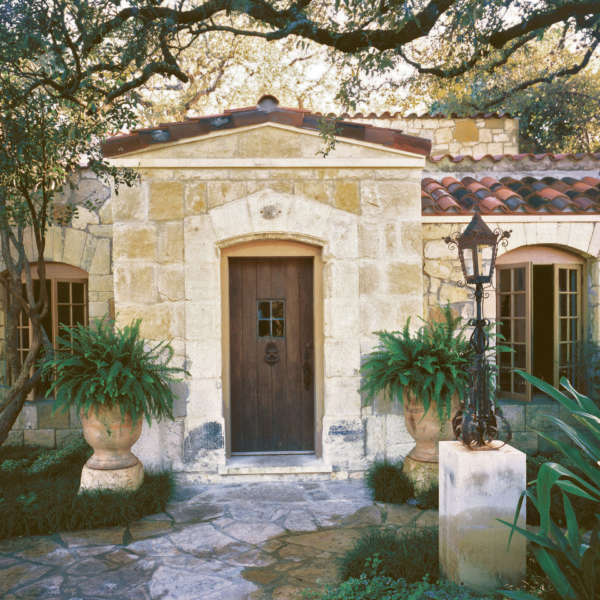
left=403, top=455, right=438, bottom=495
left=79, top=459, right=144, bottom=493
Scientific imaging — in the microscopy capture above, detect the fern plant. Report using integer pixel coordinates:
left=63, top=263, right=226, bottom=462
left=360, top=306, right=471, bottom=421
left=42, top=318, right=187, bottom=424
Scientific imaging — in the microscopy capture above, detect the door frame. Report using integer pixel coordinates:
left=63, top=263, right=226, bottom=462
left=220, top=239, right=324, bottom=458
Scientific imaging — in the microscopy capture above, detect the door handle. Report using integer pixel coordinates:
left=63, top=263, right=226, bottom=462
left=303, top=343, right=313, bottom=390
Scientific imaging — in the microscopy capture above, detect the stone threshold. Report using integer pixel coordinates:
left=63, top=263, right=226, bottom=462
left=218, top=454, right=333, bottom=477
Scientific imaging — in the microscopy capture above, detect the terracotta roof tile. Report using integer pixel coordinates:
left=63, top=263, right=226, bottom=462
left=422, top=175, right=600, bottom=215
left=429, top=152, right=600, bottom=164
left=102, top=97, right=431, bottom=157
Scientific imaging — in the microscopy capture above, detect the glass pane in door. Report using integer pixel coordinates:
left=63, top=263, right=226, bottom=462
left=496, top=265, right=530, bottom=399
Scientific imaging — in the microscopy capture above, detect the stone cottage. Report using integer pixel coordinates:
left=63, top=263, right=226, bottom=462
left=5, top=96, right=600, bottom=480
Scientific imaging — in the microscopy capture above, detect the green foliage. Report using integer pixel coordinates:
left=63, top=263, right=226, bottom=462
left=42, top=318, right=188, bottom=425
left=0, top=439, right=173, bottom=539
left=502, top=371, right=600, bottom=600
left=365, top=460, right=414, bottom=504
left=526, top=454, right=597, bottom=531
left=307, top=561, right=493, bottom=600
left=339, top=528, right=439, bottom=583
left=360, top=306, right=471, bottom=421
left=416, top=484, right=439, bottom=510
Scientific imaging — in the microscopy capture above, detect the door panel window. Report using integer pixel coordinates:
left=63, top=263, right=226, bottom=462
left=497, top=259, right=584, bottom=400
left=496, top=263, right=531, bottom=400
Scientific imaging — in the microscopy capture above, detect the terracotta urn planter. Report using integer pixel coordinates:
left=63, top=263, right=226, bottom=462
left=79, top=405, right=144, bottom=492
left=402, top=392, right=460, bottom=493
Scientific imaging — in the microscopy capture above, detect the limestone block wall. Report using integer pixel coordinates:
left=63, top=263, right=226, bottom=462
left=352, top=116, right=520, bottom=156
left=110, top=137, right=424, bottom=475
left=422, top=218, right=600, bottom=453
left=4, top=170, right=114, bottom=447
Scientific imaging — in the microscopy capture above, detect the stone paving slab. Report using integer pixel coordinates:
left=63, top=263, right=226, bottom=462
left=0, top=480, right=434, bottom=599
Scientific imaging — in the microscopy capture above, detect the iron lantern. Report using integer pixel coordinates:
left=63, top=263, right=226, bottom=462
left=443, top=210, right=512, bottom=449
left=452, top=211, right=504, bottom=285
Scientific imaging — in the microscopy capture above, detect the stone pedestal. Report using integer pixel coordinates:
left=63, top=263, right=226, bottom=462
left=439, top=441, right=526, bottom=593
left=79, top=460, right=144, bottom=493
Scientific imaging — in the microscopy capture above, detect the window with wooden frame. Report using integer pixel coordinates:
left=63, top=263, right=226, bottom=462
left=496, top=246, right=584, bottom=401
left=5, top=263, right=88, bottom=370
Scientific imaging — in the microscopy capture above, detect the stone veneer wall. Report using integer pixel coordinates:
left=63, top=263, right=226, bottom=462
left=3, top=170, right=114, bottom=448
left=422, top=219, right=600, bottom=453
left=352, top=116, right=519, bottom=156
left=109, top=125, right=425, bottom=476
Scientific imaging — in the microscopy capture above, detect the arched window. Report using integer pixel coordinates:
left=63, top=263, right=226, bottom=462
left=496, top=246, right=584, bottom=401
left=8, top=263, right=88, bottom=365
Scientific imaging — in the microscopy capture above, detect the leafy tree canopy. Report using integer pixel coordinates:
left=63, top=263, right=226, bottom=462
left=1, top=0, right=598, bottom=113
left=399, top=31, right=600, bottom=153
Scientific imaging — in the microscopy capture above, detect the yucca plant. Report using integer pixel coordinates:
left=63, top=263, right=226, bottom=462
left=42, top=318, right=187, bottom=424
left=502, top=371, right=600, bottom=600
left=360, top=305, right=471, bottom=421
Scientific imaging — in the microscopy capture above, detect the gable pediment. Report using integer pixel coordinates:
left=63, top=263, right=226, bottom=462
left=108, top=122, right=425, bottom=165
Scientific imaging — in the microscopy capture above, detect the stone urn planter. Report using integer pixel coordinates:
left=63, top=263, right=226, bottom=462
left=360, top=306, right=472, bottom=495
left=402, top=392, right=460, bottom=493
left=41, top=318, right=187, bottom=494
left=79, top=405, right=144, bottom=492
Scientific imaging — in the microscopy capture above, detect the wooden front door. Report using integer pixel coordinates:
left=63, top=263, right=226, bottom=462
left=229, top=257, right=314, bottom=453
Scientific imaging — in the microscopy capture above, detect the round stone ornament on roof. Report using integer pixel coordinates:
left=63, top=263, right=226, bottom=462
left=257, top=95, right=280, bottom=112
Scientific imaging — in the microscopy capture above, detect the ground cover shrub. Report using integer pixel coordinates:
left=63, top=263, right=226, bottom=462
left=307, top=559, right=494, bottom=600
left=365, top=460, right=414, bottom=504
left=416, top=483, right=439, bottom=510
left=339, top=527, right=439, bottom=583
left=0, top=437, right=173, bottom=539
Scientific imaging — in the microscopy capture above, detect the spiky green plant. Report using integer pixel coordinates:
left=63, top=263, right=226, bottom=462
left=42, top=318, right=187, bottom=424
left=502, top=371, right=600, bottom=600
left=360, top=306, right=471, bottom=421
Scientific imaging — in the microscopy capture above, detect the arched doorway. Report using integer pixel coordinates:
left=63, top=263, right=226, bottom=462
left=220, top=239, right=324, bottom=456
left=496, top=246, right=584, bottom=401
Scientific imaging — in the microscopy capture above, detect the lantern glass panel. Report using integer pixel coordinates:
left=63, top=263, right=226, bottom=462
left=462, top=247, right=475, bottom=279
left=479, top=244, right=494, bottom=279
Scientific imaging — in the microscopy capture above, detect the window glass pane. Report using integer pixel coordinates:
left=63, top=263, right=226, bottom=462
left=72, top=304, right=84, bottom=326
left=498, top=345, right=512, bottom=367
left=560, top=294, right=567, bottom=316
left=71, top=283, right=84, bottom=304
left=499, top=270, right=511, bottom=292
left=58, top=305, right=71, bottom=328
left=500, top=319, right=511, bottom=341
left=559, top=343, right=569, bottom=364
left=20, top=327, right=29, bottom=350
left=272, top=320, right=285, bottom=337
left=570, top=318, right=578, bottom=343
left=258, top=302, right=270, bottom=319
left=514, top=294, right=525, bottom=317
left=513, top=319, right=525, bottom=343
left=569, top=270, right=578, bottom=292
left=57, top=281, right=70, bottom=303
left=499, top=368, right=511, bottom=391
left=569, top=294, right=577, bottom=317
left=272, top=302, right=284, bottom=319
left=559, top=269, right=567, bottom=291
left=258, top=320, right=271, bottom=337
left=500, top=295, right=511, bottom=317
left=514, top=376, right=526, bottom=393
left=514, top=344, right=526, bottom=368
left=514, top=268, right=525, bottom=291
left=560, top=318, right=568, bottom=342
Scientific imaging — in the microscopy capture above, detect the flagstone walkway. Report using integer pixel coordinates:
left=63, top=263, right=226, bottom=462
left=0, top=480, right=437, bottom=600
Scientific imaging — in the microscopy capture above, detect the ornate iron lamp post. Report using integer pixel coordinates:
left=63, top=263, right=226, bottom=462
left=444, top=211, right=512, bottom=449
